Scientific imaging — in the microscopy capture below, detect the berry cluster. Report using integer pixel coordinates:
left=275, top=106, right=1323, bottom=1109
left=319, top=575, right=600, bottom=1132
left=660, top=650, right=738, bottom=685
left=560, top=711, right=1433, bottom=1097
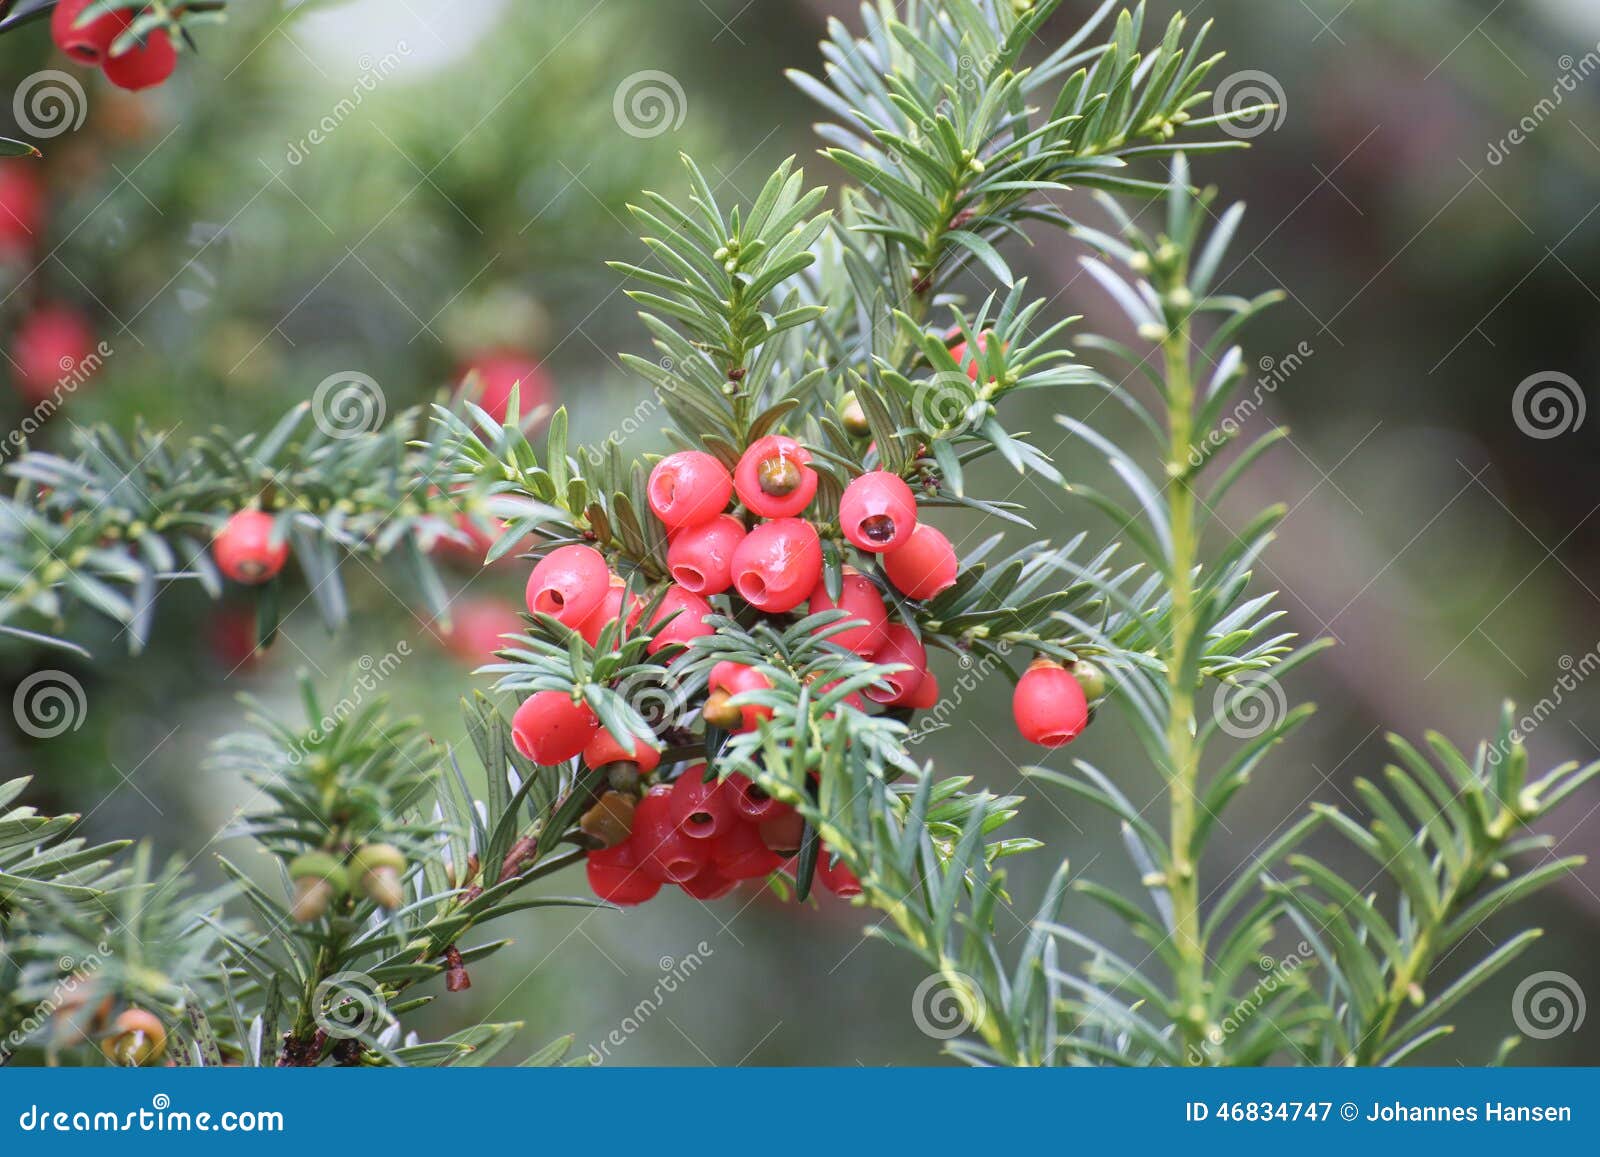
left=507, top=434, right=1104, bottom=905
left=52, top=1, right=179, bottom=91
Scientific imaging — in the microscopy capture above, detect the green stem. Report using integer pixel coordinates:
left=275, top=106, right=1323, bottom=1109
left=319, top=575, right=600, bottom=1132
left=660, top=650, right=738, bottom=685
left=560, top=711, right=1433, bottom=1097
left=1162, top=325, right=1208, bottom=1063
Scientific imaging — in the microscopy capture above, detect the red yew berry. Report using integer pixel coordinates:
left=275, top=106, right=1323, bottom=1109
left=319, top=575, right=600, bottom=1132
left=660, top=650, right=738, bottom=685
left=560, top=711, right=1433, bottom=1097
left=724, top=772, right=787, bottom=823
left=632, top=786, right=711, bottom=883
left=457, top=349, right=552, bottom=424
left=587, top=842, right=661, bottom=906
left=440, top=597, right=523, bottom=665
left=577, top=575, right=638, bottom=646
left=666, top=513, right=744, bottom=595
left=757, top=808, right=805, bottom=856
left=839, top=471, right=918, bottom=552
left=707, top=661, right=774, bottom=732
left=864, top=623, right=928, bottom=707
left=213, top=510, right=289, bottom=585
left=51, top=0, right=131, bottom=65
left=734, top=434, right=818, bottom=518
left=511, top=690, right=599, bottom=764
left=678, top=864, right=738, bottom=899
left=806, top=569, right=889, bottom=656
left=642, top=585, right=715, bottom=655
left=525, top=544, right=609, bottom=628
left=1012, top=657, right=1089, bottom=747
left=0, top=164, right=43, bottom=256
left=648, top=451, right=733, bottom=530
left=819, top=677, right=870, bottom=716
left=818, top=850, right=863, bottom=898
left=13, top=304, right=94, bottom=404
left=583, top=726, right=661, bottom=774
left=730, top=517, right=822, bottom=612
left=102, top=28, right=177, bottom=91
left=883, top=523, right=958, bottom=601
left=712, top=820, right=784, bottom=880
left=947, top=330, right=999, bottom=383
left=667, top=769, right=733, bottom=840
left=903, top=670, right=940, bottom=710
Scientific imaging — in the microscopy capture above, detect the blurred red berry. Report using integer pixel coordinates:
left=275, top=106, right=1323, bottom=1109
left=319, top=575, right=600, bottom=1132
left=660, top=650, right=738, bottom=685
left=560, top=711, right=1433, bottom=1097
left=51, top=0, right=131, bottom=65
left=903, top=669, right=940, bottom=710
left=730, top=517, right=822, bottom=612
left=678, top=864, right=738, bottom=899
left=667, top=769, right=733, bottom=840
left=511, top=690, right=599, bottom=764
left=712, top=819, right=783, bottom=880
left=666, top=513, right=744, bottom=595
left=212, top=510, right=289, bottom=585
left=839, top=471, right=917, bottom=552
left=883, top=522, right=958, bottom=601
left=1012, top=658, right=1089, bottom=747
left=734, top=434, right=817, bottom=518
left=632, top=786, right=710, bottom=883
left=583, top=726, right=661, bottom=774
left=525, top=544, right=609, bottom=628
left=457, top=349, right=552, bottom=424
left=587, top=842, right=661, bottom=906
left=757, top=808, right=805, bottom=856
left=641, top=585, right=714, bottom=655
left=708, top=661, right=774, bottom=732
left=864, top=623, right=928, bottom=707
left=0, top=164, right=43, bottom=256
left=13, top=304, right=95, bottom=404
left=102, top=28, right=177, bottom=91
left=818, top=850, right=863, bottom=898
left=724, top=772, right=786, bottom=823
left=207, top=606, right=260, bottom=671
left=440, top=597, right=522, bottom=664
left=806, top=569, right=889, bottom=656
left=647, top=450, right=732, bottom=530
left=947, top=330, right=999, bottom=382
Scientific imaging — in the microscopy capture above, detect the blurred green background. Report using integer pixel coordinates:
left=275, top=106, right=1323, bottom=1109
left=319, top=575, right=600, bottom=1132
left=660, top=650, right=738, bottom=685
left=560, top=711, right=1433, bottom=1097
left=2, top=0, right=1596, bottom=1065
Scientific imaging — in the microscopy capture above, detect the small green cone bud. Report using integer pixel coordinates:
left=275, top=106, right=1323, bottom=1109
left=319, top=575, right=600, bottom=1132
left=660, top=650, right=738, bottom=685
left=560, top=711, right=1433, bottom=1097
left=1069, top=659, right=1108, bottom=701
left=101, top=1009, right=167, bottom=1067
left=350, top=843, right=407, bottom=910
left=288, top=852, right=348, bottom=923
left=839, top=392, right=870, bottom=438
left=580, top=792, right=637, bottom=848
